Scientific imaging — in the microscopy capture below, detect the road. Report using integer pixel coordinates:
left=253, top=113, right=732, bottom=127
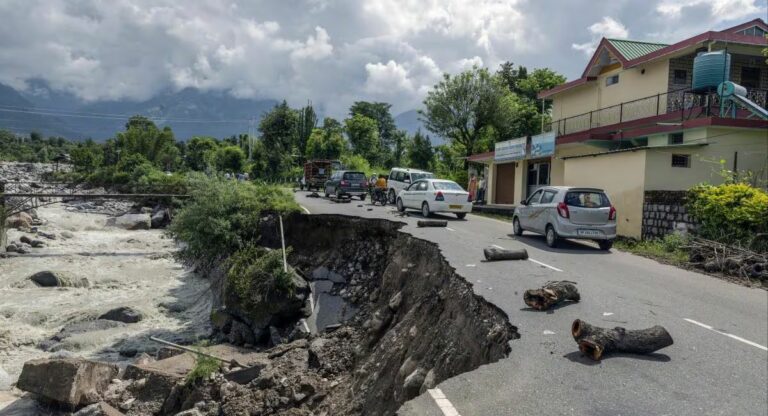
left=295, top=192, right=768, bottom=416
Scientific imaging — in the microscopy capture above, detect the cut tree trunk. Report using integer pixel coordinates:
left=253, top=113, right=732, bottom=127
left=483, top=247, right=528, bottom=261
left=524, top=281, right=579, bottom=310
left=417, top=220, right=447, bottom=228
left=571, top=319, right=674, bottom=361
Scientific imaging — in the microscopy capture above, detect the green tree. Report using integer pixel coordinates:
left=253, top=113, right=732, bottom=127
left=115, top=115, right=177, bottom=167
left=391, top=129, right=409, bottom=167
left=421, top=67, right=512, bottom=167
left=259, top=101, right=299, bottom=178
left=407, top=130, right=433, bottom=170
left=70, top=144, right=103, bottom=174
left=349, top=101, right=396, bottom=157
left=497, top=62, right=565, bottom=112
left=214, top=145, right=246, bottom=173
left=296, top=104, right=317, bottom=158
left=186, top=137, right=219, bottom=171
left=344, top=114, right=379, bottom=163
left=306, top=117, right=347, bottom=160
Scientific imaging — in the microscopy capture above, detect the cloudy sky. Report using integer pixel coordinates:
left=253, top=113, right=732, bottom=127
left=0, top=0, right=765, bottom=116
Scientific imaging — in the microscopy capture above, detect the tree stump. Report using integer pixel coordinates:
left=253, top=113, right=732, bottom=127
left=523, top=281, right=579, bottom=310
left=417, top=220, right=447, bottom=228
left=571, top=319, right=674, bottom=361
left=483, top=247, right=528, bottom=261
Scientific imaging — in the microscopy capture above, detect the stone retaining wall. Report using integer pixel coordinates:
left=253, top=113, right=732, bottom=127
left=642, top=191, right=698, bottom=239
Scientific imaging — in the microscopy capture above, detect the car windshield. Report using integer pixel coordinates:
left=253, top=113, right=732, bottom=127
left=432, top=181, right=463, bottom=191
left=411, top=172, right=434, bottom=181
left=343, top=172, right=365, bottom=181
left=565, top=191, right=610, bottom=208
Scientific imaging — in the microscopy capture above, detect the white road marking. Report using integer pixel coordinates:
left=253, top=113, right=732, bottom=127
left=300, top=205, right=311, bottom=214
left=445, top=227, right=455, bottom=232
left=543, top=330, right=555, bottom=335
left=603, top=312, right=614, bottom=316
left=528, top=258, right=563, bottom=272
left=465, top=264, right=476, bottom=267
left=491, top=244, right=505, bottom=249
left=684, top=318, right=767, bottom=352
left=428, top=388, right=461, bottom=416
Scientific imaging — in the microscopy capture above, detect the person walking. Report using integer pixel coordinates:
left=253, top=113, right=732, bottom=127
left=477, top=174, right=486, bottom=204
left=468, top=173, right=478, bottom=202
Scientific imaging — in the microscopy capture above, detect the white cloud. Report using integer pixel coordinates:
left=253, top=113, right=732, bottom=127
left=571, top=17, right=629, bottom=56
left=657, top=0, right=764, bottom=22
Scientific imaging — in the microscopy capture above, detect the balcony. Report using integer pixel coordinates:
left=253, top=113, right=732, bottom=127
left=547, top=87, right=768, bottom=138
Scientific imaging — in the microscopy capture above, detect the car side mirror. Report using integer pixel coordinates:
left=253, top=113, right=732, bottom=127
left=520, top=200, right=527, bottom=206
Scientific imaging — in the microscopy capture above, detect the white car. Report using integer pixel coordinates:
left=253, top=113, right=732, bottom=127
left=396, top=179, right=473, bottom=219
left=387, top=167, right=435, bottom=204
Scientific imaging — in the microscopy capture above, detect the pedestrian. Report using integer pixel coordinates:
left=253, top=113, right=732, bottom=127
left=468, top=173, right=477, bottom=202
left=477, top=174, right=486, bottom=204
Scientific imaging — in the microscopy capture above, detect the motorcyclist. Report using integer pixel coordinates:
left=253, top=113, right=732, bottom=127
left=373, top=174, right=388, bottom=203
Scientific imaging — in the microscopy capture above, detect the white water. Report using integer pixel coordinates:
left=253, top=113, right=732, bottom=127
left=0, top=204, right=211, bottom=405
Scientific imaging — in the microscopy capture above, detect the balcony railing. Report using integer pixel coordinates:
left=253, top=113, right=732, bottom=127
left=547, top=87, right=768, bottom=136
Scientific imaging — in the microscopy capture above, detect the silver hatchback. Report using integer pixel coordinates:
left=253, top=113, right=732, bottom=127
left=512, top=187, right=617, bottom=250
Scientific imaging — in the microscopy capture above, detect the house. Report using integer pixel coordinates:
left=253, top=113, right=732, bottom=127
left=471, top=18, right=768, bottom=238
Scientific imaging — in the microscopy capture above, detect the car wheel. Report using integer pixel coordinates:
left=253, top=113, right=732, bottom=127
left=324, top=188, right=329, bottom=198
left=388, top=189, right=396, bottom=204
left=396, top=198, right=405, bottom=212
left=545, top=225, right=558, bottom=248
left=421, top=202, right=431, bottom=218
left=335, top=188, right=342, bottom=199
left=360, top=193, right=366, bottom=201
left=598, top=240, right=613, bottom=251
left=513, top=217, right=523, bottom=236
left=456, top=212, right=466, bottom=219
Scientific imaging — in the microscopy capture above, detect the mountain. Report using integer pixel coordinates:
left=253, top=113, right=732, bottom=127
left=394, top=109, right=445, bottom=145
left=0, top=83, right=82, bottom=138
left=3, top=81, right=278, bottom=140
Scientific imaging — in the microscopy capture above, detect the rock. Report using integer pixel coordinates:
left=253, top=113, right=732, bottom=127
left=30, top=239, right=45, bottom=248
left=175, top=410, right=204, bottom=416
left=269, top=326, right=284, bottom=346
left=308, top=338, right=333, bottom=370
left=29, top=270, right=90, bottom=288
left=5, top=244, right=18, bottom=253
left=123, top=353, right=196, bottom=403
left=99, top=307, right=143, bottom=324
left=228, top=320, right=256, bottom=346
left=74, top=402, right=125, bottom=416
left=419, top=369, right=437, bottom=394
left=388, top=291, right=403, bottom=311
left=157, top=347, right=185, bottom=360
left=61, top=230, right=75, bottom=239
left=133, top=353, right=155, bottom=366
left=0, top=365, right=11, bottom=390
left=16, top=357, right=119, bottom=408
left=5, top=212, right=32, bottom=229
left=40, top=320, right=127, bottom=351
left=119, top=348, right=138, bottom=358
left=38, top=231, right=57, bottom=240
left=402, top=368, right=427, bottom=400
left=16, top=245, right=29, bottom=254
left=210, top=310, right=233, bottom=334
left=140, top=207, right=153, bottom=214
left=19, top=235, right=32, bottom=244
left=150, top=209, right=170, bottom=228
left=106, top=214, right=151, bottom=230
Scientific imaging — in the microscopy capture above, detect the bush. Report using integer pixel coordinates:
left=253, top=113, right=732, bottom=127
left=227, top=245, right=296, bottom=313
left=168, top=174, right=299, bottom=270
left=687, top=183, right=768, bottom=251
left=186, top=342, right=221, bottom=384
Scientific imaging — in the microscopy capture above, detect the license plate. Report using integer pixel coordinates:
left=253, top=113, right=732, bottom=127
left=449, top=204, right=463, bottom=209
left=577, top=229, right=602, bottom=237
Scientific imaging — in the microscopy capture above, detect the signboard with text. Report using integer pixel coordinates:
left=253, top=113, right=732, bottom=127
left=494, top=137, right=527, bottom=162
left=530, top=132, right=556, bottom=158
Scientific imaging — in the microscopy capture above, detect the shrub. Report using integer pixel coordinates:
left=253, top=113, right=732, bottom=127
left=687, top=183, right=768, bottom=251
left=168, top=174, right=299, bottom=270
left=186, top=342, right=221, bottom=384
left=227, top=245, right=296, bottom=313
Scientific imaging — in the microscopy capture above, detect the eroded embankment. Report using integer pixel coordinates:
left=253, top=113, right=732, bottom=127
left=217, top=213, right=520, bottom=415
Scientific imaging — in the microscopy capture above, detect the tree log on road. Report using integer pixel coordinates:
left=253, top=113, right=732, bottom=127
left=483, top=247, right=528, bottom=261
left=523, top=281, right=579, bottom=310
left=417, top=220, right=447, bottom=227
left=571, top=319, right=674, bottom=361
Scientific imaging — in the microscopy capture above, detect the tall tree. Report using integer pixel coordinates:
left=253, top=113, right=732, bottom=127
left=344, top=114, right=380, bottom=163
left=296, top=104, right=318, bottom=158
left=115, top=115, right=177, bottom=167
left=408, top=130, right=433, bottom=170
left=391, top=129, right=409, bottom=167
left=497, top=62, right=566, bottom=112
left=306, top=118, right=347, bottom=160
left=186, top=136, right=219, bottom=171
left=349, top=101, right=396, bottom=145
left=420, top=67, right=512, bottom=167
left=259, top=101, right=299, bottom=177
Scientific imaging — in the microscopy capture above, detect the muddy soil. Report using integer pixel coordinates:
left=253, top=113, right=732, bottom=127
left=0, top=204, right=210, bottom=411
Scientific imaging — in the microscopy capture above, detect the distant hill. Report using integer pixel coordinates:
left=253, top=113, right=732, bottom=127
left=394, top=109, right=445, bottom=145
left=2, top=81, right=278, bottom=140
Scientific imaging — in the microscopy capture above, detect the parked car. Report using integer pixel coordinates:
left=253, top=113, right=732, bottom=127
left=396, top=179, right=472, bottom=219
left=512, top=186, right=617, bottom=250
left=387, top=167, right=435, bottom=203
left=324, top=170, right=368, bottom=200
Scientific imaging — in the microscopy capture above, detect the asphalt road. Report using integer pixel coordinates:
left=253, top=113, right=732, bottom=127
left=295, top=192, right=768, bottom=416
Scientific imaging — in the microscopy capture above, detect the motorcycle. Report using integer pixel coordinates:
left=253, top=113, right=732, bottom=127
left=370, top=187, right=388, bottom=206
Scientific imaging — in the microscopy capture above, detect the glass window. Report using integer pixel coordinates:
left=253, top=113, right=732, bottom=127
left=673, top=69, right=687, bottom=84
left=668, top=132, right=683, bottom=145
left=433, top=181, right=464, bottom=191
left=672, top=154, right=690, bottom=168
left=606, top=75, right=619, bottom=86
left=740, top=67, right=760, bottom=89
left=417, top=181, right=428, bottom=191
left=411, top=172, right=435, bottom=181
left=540, top=190, right=557, bottom=204
left=565, top=191, right=610, bottom=208
left=527, top=190, right=543, bottom=205
left=343, top=171, right=365, bottom=181
left=395, top=171, right=406, bottom=181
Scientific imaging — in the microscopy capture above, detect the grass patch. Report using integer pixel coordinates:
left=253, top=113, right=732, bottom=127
left=614, top=234, right=689, bottom=266
left=186, top=342, right=222, bottom=384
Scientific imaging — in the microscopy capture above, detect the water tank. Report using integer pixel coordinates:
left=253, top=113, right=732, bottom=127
left=692, top=51, right=731, bottom=92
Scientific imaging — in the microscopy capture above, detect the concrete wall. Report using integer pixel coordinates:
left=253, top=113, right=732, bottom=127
left=642, top=191, right=698, bottom=239
left=551, top=84, right=599, bottom=121
left=563, top=150, right=648, bottom=238
left=644, top=127, right=768, bottom=191
left=596, top=60, right=670, bottom=110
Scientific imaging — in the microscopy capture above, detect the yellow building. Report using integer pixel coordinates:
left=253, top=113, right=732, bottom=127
left=470, top=19, right=768, bottom=238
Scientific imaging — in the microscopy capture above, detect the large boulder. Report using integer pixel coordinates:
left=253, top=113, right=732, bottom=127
left=150, top=209, right=170, bottom=229
left=39, top=320, right=126, bottom=352
left=98, top=307, right=143, bottom=324
left=106, top=214, right=151, bottom=230
left=5, top=212, right=33, bottom=229
left=73, top=402, right=125, bottom=416
left=29, top=270, right=90, bottom=288
left=16, top=358, right=119, bottom=408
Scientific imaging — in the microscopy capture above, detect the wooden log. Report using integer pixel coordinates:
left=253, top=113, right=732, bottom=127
left=571, top=319, right=674, bottom=361
left=417, top=220, right=447, bottom=227
left=483, top=247, right=528, bottom=261
left=523, top=281, right=579, bottom=310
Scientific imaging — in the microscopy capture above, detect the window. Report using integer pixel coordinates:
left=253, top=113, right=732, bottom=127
left=671, top=154, right=690, bottom=168
left=416, top=181, right=428, bottom=191
left=737, top=26, right=767, bottom=37
left=540, top=190, right=557, bottom=204
left=740, top=67, right=761, bottom=89
left=673, top=69, right=688, bottom=84
left=668, top=132, right=684, bottom=145
left=411, top=172, right=435, bottom=181
left=606, top=75, right=619, bottom=86
left=565, top=191, right=610, bottom=208
left=527, top=189, right=543, bottom=205
left=342, top=171, right=365, bottom=181
left=395, top=171, right=406, bottom=181
left=433, top=181, right=464, bottom=191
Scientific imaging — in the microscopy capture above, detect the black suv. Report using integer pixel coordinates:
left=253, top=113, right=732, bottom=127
left=324, top=170, right=368, bottom=200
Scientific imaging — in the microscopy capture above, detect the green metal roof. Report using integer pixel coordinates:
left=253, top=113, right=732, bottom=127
left=606, top=39, right=669, bottom=61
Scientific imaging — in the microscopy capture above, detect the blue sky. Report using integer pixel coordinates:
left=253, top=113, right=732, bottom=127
left=0, top=0, right=765, bottom=116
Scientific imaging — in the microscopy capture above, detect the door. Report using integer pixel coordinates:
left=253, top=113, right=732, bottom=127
left=494, top=163, right=516, bottom=205
left=526, top=160, right=550, bottom=198
left=533, top=189, right=558, bottom=232
left=404, top=180, right=427, bottom=207
left=519, top=189, right=543, bottom=230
